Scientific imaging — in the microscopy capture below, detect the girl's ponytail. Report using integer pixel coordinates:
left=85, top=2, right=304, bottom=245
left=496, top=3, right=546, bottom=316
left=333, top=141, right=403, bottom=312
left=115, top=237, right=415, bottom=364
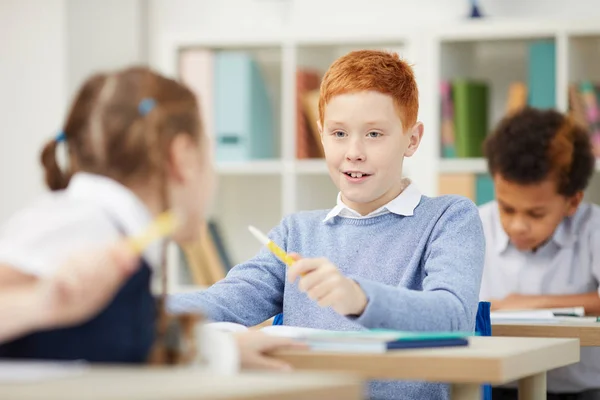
left=40, top=135, right=71, bottom=190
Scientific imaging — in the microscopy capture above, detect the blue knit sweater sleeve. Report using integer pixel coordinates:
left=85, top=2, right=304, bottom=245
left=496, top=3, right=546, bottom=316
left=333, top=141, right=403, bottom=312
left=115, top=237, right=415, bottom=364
left=166, top=218, right=289, bottom=326
left=351, top=198, right=485, bottom=331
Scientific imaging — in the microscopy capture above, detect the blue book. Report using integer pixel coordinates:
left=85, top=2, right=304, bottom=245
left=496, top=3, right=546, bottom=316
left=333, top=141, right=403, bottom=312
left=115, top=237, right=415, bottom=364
left=527, top=40, right=556, bottom=109
left=214, top=51, right=275, bottom=162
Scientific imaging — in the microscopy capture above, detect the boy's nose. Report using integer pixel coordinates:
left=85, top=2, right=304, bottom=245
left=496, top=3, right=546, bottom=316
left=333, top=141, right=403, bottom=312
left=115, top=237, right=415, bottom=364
left=509, top=217, right=529, bottom=234
left=345, top=153, right=365, bottom=162
left=345, top=141, right=366, bottom=162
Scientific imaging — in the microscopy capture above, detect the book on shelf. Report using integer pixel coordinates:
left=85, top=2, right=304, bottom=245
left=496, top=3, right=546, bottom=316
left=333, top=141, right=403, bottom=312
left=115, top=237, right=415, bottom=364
left=180, top=220, right=232, bottom=287
left=215, top=51, right=275, bottom=162
left=506, top=82, right=528, bottom=115
left=453, top=79, right=489, bottom=158
left=179, top=48, right=276, bottom=163
left=438, top=173, right=494, bottom=206
left=440, top=80, right=456, bottom=158
left=296, top=69, right=324, bottom=159
left=439, top=79, right=489, bottom=159
left=179, top=48, right=215, bottom=140
left=300, top=89, right=325, bottom=159
left=439, top=173, right=475, bottom=200
left=570, top=80, right=600, bottom=157
left=527, top=40, right=556, bottom=109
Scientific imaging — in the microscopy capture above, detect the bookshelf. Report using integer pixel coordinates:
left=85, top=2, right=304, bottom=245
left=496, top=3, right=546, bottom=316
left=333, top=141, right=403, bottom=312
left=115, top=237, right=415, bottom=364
left=155, top=19, right=600, bottom=291
left=440, top=158, right=488, bottom=174
left=216, top=160, right=283, bottom=175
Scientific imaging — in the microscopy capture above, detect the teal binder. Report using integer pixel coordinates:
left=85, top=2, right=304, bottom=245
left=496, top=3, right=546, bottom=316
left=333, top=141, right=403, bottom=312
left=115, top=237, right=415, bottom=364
left=527, top=40, right=556, bottom=109
left=295, top=329, right=472, bottom=353
left=476, top=174, right=495, bottom=206
left=214, top=51, right=275, bottom=161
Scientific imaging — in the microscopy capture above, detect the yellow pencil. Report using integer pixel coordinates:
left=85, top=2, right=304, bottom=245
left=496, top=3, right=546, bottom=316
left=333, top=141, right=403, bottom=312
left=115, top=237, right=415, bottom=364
left=248, top=225, right=296, bottom=266
left=127, top=211, right=179, bottom=254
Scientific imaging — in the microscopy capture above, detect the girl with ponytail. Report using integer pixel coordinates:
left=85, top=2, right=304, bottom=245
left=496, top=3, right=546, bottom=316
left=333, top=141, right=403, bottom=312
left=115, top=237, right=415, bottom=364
left=0, top=66, right=301, bottom=370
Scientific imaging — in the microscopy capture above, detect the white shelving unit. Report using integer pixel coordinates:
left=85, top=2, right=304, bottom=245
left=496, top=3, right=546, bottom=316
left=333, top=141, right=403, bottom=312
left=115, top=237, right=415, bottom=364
left=155, top=19, right=600, bottom=288
left=439, top=158, right=488, bottom=174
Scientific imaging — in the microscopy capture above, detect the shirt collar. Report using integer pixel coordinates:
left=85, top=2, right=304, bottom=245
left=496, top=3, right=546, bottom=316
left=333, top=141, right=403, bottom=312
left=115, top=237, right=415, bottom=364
left=66, top=172, right=162, bottom=268
left=550, top=218, right=574, bottom=248
left=323, top=179, right=422, bottom=222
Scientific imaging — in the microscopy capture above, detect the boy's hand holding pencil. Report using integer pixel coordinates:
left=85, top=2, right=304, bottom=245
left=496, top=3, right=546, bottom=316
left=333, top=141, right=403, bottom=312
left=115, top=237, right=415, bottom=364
left=248, top=225, right=368, bottom=317
left=287, top=255, right=368, bottom=317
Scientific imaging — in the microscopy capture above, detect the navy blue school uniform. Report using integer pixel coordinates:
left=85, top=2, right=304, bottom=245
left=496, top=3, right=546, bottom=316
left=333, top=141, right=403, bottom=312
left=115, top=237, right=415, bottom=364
left=0, top=173, right=162, bottom=362
left=0, top=259, right=156, bottom=363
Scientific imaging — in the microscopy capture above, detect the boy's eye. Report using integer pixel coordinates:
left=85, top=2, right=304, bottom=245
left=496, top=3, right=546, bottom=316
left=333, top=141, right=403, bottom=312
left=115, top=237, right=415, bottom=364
left=333, top=131, right=346, bottom=138
left=529, top=213, right=546, bottom=219
left=367, top=131, right=381, bottom=138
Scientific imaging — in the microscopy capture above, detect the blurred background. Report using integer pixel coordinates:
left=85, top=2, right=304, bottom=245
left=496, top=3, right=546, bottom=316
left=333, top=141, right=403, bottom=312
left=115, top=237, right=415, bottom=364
left=2, top=0, right=600, bottom=290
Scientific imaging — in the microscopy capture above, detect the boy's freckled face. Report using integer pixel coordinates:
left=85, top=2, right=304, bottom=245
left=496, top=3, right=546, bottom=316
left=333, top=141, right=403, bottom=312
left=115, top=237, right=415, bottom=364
left=320, top=90, right=416, bottom=215
left=494, top=174, right=579, bottom=251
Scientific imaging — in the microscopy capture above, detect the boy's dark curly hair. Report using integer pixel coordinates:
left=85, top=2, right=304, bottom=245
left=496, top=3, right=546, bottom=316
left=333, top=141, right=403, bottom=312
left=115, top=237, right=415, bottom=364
left=484, top=107, right=595, bottom=197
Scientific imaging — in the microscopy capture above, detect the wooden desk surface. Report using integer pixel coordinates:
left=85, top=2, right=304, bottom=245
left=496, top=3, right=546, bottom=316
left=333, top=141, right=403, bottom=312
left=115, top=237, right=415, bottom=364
left=272, top=336, right=580, bottom=384
left=0, top=366, right=362, bottom=400
left=493, top=321, right=600, bottom=346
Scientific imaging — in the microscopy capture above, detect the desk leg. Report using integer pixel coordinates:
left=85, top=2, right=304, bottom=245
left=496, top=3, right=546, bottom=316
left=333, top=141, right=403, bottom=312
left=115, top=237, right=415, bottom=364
left=451, top=384, right=480, bottom=400
left=518, top=372, right=546, bottom=400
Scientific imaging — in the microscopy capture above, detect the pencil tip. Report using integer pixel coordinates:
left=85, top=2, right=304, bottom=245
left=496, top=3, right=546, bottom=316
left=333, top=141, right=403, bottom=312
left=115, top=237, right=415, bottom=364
left=248, top=225, right=270, bottom=245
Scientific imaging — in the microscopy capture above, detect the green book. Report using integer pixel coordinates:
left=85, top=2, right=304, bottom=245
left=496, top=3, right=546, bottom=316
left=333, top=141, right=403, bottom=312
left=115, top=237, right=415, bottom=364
left=452, top=80, right=489, bottom=158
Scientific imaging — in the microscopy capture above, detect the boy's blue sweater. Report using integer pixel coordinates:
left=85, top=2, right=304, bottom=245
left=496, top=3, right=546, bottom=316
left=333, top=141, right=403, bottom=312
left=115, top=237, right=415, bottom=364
left=169, top=195, right=485, bottom=400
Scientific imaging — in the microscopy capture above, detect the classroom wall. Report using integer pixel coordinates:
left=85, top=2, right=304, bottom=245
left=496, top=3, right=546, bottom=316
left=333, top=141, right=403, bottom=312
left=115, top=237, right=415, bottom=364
left=0, top=0, right=147, bottom=224
left=0, top=0, right=68, bottom=224
left=66, top=0, right=148, bottom=99
left=147, top=0, right=600, bottom=66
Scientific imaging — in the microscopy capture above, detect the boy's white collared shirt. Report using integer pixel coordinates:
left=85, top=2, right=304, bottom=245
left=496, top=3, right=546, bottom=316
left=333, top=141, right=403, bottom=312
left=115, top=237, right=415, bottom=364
left=479, top=201, right=600, bottom=393
left=323, top=178, right=421, bottom=221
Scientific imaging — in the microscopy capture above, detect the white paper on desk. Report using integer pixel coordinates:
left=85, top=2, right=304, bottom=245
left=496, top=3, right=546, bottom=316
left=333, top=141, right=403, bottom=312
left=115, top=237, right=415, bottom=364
left=204, top=322, right=330, bottom=338
left=490, top=309, right=556, bottom=322
left=260, top=325, right=330, bottom=338
left=0, top=360, right=88, bottom=383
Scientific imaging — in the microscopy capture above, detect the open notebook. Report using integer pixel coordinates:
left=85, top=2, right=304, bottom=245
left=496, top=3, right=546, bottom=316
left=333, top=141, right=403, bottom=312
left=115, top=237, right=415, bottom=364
left=207, top=322, right=472, bottom=353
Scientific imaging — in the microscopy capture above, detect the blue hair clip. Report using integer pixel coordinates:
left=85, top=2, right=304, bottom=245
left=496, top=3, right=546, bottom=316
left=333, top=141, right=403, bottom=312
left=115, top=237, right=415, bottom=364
left=138, top=97, right=156, bottom=116
left=55, top=131, right=66, bottom=143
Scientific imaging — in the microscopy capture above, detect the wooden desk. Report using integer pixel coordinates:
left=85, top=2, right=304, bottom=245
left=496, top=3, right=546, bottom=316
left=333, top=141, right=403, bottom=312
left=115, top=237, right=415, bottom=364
left=0, top=366, right=362, bottom=400
left=493, top=321, right=600, bottom=346
left=273, top=336, right=580, bottom=400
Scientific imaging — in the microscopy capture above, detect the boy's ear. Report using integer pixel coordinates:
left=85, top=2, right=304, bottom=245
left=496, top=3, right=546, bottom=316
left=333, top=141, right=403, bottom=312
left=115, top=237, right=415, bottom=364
left=566, top=191, right=584, bottom=216
left=404, top=122, right=424, bottom=157
left=168, top=133, right=196, bottom=183
left=317, top=120, right=324, bottom=145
